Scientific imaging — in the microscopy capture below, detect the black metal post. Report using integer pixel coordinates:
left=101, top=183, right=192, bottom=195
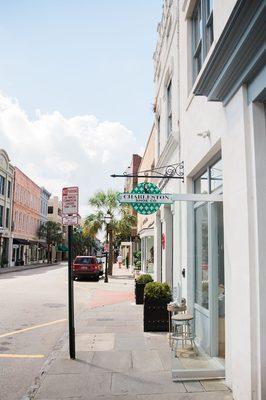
left=104, top=252, right=108, bottom=283
left=68, top=225, right=75, bottom=359
left=104, top=224, right=109, bottom=283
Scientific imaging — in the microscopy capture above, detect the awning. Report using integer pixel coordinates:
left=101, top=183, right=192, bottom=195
left=13, top=239, right=39, bottom=245
left=57, top=244, right=68, bottom=252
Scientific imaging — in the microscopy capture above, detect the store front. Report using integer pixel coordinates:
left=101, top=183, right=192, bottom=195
left=193, top=157, right=224, bottom=357
left=140, top=230, right=154, bottom=274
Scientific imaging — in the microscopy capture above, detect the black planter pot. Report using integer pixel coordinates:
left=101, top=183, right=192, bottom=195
left=143, top=297, right=169, bottom=332
left=135, top=282, right=146, bottom=304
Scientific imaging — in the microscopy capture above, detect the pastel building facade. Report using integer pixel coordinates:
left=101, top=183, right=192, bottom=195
left=137, top=125, right=156, bottom=274
left=121, top=154, right=142, bottom=267
left=12, top=167, right=42, bottom=265
left=0, top=149, right=14, bottom=267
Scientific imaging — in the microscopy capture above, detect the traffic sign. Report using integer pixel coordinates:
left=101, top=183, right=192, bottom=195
left=62, top=187, right=79, bottom=215
left=62, top=215, right=79, bottom=226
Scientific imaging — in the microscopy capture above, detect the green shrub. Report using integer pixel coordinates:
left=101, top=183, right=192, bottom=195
left=144, top=282, right=172, bottom=301
left=136, top=274, right=153, bottom=284
left=135, top=260, right=141, bottom=270
left=133, top=250, right=141, bottom=262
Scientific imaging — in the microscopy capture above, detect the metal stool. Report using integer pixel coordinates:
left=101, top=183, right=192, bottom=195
left=171, top=313, right=195, bottom=351
left=167, top=302, right=187, bottom=347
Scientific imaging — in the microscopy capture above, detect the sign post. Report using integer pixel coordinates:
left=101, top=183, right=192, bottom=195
left=67, top=224, right=75, bottom=359
left=62, top=186, right=79, bottom=360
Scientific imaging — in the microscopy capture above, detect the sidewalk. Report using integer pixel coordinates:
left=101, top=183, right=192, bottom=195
left=0, top=262, right=62, bottom=275
left=28, top=265, right=233, bottom=400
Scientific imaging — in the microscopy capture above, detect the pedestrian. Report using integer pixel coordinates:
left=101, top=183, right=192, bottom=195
left=117, top=254, right=123, bottom=268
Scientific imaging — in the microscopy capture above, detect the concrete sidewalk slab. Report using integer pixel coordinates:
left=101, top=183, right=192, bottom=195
left=30, top=265, right=233, bottom=400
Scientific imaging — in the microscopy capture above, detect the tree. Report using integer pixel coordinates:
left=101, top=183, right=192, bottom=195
left=72, top=227, right=100, bottom=259
left=85, top=189, right=119, bottom=275
left=85, top=190, right=137, bottom=275
left=38, top=221, right=63, bottom=263
left=113, top=206, right=137, bottom=248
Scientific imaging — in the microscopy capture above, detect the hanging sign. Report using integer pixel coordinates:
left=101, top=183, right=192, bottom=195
left=118, top=182, right=173, bottom=215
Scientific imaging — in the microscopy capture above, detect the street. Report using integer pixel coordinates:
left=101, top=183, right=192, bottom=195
left=0, top=263, right=100, bottom=400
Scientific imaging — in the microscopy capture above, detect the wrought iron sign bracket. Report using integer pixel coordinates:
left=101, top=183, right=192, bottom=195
left=111, top=161, right=184, bottom=182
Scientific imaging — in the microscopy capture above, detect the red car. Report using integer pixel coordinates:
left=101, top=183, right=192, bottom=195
left=72, top=256, right=101, bottom=281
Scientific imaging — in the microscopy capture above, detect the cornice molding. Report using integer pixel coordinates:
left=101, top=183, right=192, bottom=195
left=194, top=0, right=266, bottom=104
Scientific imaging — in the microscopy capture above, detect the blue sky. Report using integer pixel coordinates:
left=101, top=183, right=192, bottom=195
left=0, top=0, right=162, bottom=147
left=0, top=1, right=163, bottom=215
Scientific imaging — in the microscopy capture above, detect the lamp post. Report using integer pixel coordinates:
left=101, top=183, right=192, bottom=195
left=104, top=212, right=112, bottom=283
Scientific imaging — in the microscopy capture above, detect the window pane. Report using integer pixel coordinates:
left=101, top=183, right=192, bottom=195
left=195, top=204, right=209, bottom=309
left=210, top=159, right=223, bottom=192
left=207, top=0, right=213, bottom=17
left=7, top=181, right=11, bottom=198
left=0, top=205, right=3, bottom=226
left=6, top=208, right=10, bottom=228
left=193, top=1, right=202, bottom=49
left=194, top=170, right=209, bottom=194
left=167, top=80, right=172, bottom=112
left=0, top=176, right=5, bottom=195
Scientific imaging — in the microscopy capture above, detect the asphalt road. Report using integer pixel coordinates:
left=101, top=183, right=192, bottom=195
left=0, top=263, right=99, bottom=400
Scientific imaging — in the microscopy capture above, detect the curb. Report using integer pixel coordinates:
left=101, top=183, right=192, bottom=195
left=0, top=262, right=64, bottom=275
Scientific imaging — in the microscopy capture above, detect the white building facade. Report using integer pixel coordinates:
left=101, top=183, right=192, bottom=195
left=152, top=1, right=266, bottom=400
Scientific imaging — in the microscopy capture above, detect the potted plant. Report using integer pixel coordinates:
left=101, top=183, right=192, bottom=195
left=135, top=274, right=153, bottom=304
left=143, top=282, right=172, bottom=332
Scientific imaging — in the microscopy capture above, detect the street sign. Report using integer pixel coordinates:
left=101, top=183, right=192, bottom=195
left=62, top=215, right=79, bottom=226
left=62, top=187, right=79, bottom=215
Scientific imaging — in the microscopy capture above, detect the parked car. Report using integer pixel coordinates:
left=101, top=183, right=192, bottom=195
left=96, top=257, right=104, bottom=276
left=72, top=256, right=101, bottom=281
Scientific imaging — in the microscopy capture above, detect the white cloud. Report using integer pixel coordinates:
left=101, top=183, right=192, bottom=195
left=0, top=93, right=138, bottom=217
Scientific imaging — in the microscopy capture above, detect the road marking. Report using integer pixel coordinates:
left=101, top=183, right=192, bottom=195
left=0, top=318, right=67, bottom=338
left=0, top=354, right=44, bottom=359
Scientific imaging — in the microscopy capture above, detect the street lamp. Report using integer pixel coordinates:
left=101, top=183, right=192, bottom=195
left=104, top=212, right=112, bottom=283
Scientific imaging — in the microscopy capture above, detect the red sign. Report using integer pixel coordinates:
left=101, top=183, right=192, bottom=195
left=62, top=187, right=79, bottom=215
left=162, top=233, right=166, bottom=250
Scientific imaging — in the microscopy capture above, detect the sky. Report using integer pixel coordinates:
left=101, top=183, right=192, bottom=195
left=0, top=0, right=162, bottom=216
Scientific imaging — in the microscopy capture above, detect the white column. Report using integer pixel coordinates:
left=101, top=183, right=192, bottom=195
left=161, top=205, right=173, bottom=286
left=247, top=101, right=266, bottom=400
left=154, top=211, right=162, bottom=282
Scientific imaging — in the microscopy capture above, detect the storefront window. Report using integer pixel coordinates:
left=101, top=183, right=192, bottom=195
left=145, top=236, right=154, bottom=273
left=210, top=159, right=223, bottom=192
left=195, top=204, right=209, bottom=309
left=194, top=170, right=209, bottom=194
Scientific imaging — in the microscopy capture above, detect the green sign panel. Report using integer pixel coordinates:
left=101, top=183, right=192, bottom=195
left=118, top=182, right=173, bottom=215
